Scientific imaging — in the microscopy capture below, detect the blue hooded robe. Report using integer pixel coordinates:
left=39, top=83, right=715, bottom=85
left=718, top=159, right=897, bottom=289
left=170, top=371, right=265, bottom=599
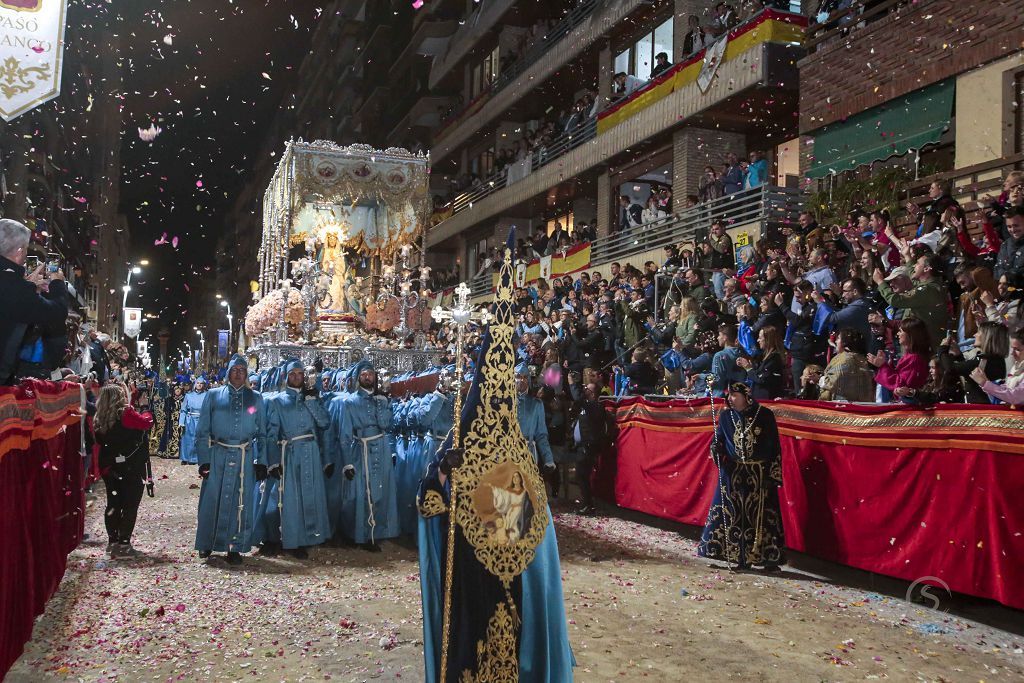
left=335, top=360, right=399, bottom=544
left=178, top=379, right=207, bottom=465
left=264, top=359, right=332, bottom=549
left=194, top=355, right=268, bottom=554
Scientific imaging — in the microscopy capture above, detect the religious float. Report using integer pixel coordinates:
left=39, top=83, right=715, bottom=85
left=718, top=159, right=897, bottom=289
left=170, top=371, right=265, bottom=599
left=245, top=140, right=442, bottom=375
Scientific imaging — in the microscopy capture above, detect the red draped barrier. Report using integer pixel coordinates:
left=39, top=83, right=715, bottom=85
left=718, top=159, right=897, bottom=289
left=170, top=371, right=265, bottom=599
left=0, top=380, right=85, bottom=678
left=595, top=397, right=1024, bottom=611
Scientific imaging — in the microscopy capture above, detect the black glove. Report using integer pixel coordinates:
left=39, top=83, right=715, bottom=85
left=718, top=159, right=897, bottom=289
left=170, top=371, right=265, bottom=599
left=198, top=463, right=211, bottom=479
left=543, top=462, right=557, bottom=473
left=324, top=463, right=335, bottom=479
left=270, top=465, right=282, bottom=480
left=392, top=454, right=397, bottom=466
left=439, top=447, right=464, bottom=476
left=253, top=464, right=268, bottom=481
left=344, top=465, right=355, bottom=481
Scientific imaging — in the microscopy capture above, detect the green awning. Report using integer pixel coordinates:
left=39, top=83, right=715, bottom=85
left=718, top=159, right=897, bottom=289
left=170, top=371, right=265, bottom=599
left=806, top=80, right=954, bottom=179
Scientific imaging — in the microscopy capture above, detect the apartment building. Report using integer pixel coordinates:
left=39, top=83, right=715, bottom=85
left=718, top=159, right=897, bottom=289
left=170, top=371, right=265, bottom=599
left=800, top=0, right=1024, bottom=213
left=410, top=0, right=808, bottom=283
left=0, top=11, right=129, bottom=330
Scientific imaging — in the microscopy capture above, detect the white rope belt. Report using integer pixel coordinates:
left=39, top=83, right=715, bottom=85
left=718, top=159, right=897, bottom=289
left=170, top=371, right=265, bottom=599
left=212, top=440, right=251, bottom=544
left=358, top=433, right=385, bottom=543
left=276, top=433, right=316, bottom=524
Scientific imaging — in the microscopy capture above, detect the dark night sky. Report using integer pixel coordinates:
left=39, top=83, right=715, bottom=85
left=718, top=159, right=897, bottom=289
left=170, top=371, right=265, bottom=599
left=114, top=0, right=322, bottom=332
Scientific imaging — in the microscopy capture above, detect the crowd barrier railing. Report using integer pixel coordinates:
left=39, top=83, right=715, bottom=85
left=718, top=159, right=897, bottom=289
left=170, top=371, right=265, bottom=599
left=0, top=379, right=86, bottom=679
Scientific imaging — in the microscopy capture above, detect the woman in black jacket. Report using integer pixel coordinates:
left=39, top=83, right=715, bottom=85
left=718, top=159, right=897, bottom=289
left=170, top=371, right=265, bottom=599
left=737, top=326, right=787, bottom=399
left=940, top=321, right=1009, bottom=404
left=95, top=384, right=153, bottom=557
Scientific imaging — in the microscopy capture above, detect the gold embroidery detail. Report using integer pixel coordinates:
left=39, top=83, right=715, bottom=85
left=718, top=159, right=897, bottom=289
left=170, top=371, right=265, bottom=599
left=450, top=246, right=549, bottom=589
left=418, top=489, right=447, bottom=518
left=0, top=57, right=51, bottom=100
left=459, top=601, right=519, bottom=683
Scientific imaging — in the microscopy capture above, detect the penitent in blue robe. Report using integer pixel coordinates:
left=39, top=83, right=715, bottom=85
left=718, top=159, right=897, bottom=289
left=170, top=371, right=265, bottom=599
left=697, top=402, right=785, bottom=569
left=265, top=387, right=332, bottom=549
left=396, top=393, right=454, bottom=536
left=518, top=393, right=554, bottom=467
left=178, top=390, right=205, bottom=464
left=336, top=388, right=399, bottom=544
left=194, top=384, right=267, bottom=553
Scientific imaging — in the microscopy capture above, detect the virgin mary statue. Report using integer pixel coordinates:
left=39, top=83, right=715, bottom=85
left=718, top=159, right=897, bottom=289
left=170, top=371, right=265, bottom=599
left=317, top=228, right=349, bottom=312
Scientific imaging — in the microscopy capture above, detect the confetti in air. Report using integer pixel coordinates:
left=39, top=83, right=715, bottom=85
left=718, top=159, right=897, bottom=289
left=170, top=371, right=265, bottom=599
left=138, top=123, right=163, bottom=142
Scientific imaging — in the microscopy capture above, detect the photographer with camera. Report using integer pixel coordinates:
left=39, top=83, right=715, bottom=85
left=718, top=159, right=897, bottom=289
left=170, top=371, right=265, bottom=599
left=0, top=219, right=70, bottom=386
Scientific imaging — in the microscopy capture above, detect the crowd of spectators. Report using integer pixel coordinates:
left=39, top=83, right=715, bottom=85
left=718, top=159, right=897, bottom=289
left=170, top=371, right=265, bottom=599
left=457, top=170, right=1024, bottom=437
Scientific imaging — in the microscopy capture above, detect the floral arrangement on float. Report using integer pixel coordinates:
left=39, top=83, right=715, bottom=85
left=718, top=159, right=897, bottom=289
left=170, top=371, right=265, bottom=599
left=244, top=287, right=304, bottom=338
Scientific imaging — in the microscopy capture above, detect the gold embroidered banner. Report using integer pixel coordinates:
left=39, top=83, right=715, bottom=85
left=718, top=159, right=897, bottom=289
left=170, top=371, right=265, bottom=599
left=0, top=0, right=68, bottom=121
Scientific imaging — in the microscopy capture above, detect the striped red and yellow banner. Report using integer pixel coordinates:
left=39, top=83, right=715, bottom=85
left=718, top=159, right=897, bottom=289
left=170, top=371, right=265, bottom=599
left=597, top=10, right=806, bottom=134
left=492, top=241, right=592, bottom=289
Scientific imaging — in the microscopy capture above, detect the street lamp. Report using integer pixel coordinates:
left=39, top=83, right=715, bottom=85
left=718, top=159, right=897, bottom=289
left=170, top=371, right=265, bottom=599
left=220, top=300, right=233, bottom=353
left=196, top=329, right=205, bottom=369
left=122, top=264, right=143, bottom=309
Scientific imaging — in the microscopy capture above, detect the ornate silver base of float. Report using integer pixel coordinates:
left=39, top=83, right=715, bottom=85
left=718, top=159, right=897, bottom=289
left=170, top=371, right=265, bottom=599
left=249, top=339, right=441, bottom=375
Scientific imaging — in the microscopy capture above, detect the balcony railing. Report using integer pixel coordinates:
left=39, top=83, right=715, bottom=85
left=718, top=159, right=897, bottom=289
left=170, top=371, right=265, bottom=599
left=592, top=185, right=804, bottom=264
left=805, top=0, right=910, bottom=53
left=466, top=185, right=805, bottom=296
left=434, top=0, right=601, bottom=140
left=447, top=118, right=598, bottom=215
left=489, top=0, right=600, bottom=95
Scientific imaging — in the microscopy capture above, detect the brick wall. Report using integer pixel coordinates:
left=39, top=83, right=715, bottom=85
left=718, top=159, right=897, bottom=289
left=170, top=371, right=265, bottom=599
left=800, top=0, right=1024, bottom=133
left=672, top=127, right=747, bottom=198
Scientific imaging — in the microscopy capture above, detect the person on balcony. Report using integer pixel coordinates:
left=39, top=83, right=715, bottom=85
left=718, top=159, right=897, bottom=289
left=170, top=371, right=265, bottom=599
left=650, top=52, right=672, bottom=78
left=744, top=151, right=768, bottom=189
left=612, top=72, right=645, bottom=99
left=618, top=195, right=644, bottom=233
left=708, top=3, right=739, bottom=38
left=698, top=166, right=723, bottom=203
left=683, top=15, right=707, bottom=55
left=642, top=195, right=667, bottom=224
left=721, top=153, right=744, bottom=196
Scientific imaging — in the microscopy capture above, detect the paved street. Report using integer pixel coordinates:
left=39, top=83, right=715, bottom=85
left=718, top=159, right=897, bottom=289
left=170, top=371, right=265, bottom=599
left=8, top=459, right=1023, bottom=682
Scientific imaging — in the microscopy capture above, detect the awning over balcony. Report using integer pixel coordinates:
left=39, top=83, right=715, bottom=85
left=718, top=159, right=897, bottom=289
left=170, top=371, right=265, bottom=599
left=806, top=80, right=954, bottom=179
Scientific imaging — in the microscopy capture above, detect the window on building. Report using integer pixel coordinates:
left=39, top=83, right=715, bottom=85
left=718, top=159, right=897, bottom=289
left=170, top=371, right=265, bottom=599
left=635, top=33, right=654, bottom=82
left=470, top=45, right=500, bottom=99
left=614, top=49, right=629, bottom=76
left=1017, top=71, right=1024, bottom=154
left=546, top=211, right=575, bottom=237
left=615, top=18, right=673, bottom=82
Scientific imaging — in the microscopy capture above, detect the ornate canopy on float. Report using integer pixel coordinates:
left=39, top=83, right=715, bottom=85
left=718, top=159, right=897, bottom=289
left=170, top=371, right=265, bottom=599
left=258, top=140, right=431, bottom=298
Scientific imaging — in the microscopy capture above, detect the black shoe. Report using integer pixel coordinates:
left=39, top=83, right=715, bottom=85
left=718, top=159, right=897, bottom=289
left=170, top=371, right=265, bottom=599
left=289, top=547, right=309, bottom=560
left=226, top=552, right=243, bottom=566
left=198, top=549, right=212, bottom=559
left=259, top=542, right=281, bottom=557
left=761, top=564, right=781, bottom=573
left=359, top=542, right=382, bottom=553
